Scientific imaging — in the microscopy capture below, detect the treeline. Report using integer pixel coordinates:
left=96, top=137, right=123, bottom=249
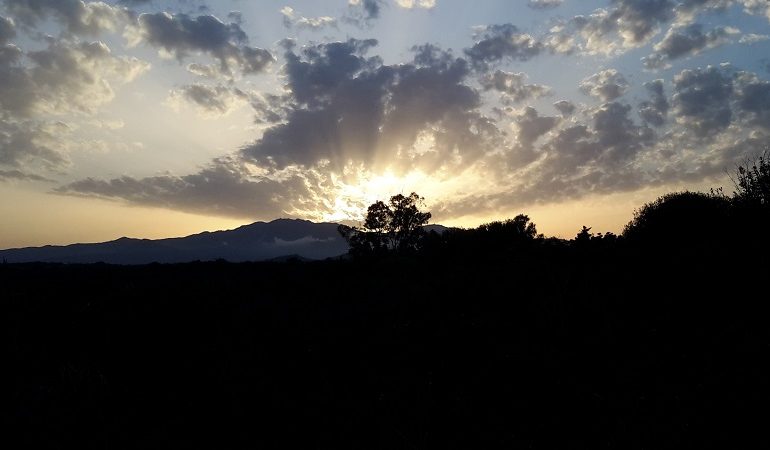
left=341, top=154, right=770, bottom=259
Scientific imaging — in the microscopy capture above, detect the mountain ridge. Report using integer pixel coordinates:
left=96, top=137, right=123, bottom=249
left=0, top=218, right=350, bottom=264
left=0, top=219, right=450, bottom=264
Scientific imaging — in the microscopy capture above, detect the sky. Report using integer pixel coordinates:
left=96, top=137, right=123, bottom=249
left=1, top=0, right=769, bottom=248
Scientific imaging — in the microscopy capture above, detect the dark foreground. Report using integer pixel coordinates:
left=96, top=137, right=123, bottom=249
left=3, top=249, right=768, bottom=449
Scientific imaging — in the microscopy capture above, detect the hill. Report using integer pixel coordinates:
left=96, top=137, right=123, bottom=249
left=0, top=219, right=349, bottom=264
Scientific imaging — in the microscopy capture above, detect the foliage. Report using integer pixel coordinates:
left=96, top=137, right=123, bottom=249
left=339, top=192, right=432, bottom=256
left=622, top=191, right=732, bottom=246
left=731, top=152, right=770, bottom=207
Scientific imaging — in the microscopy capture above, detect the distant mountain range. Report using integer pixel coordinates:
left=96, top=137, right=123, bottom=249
left=0, top=219, right=349, bottom=264
left=0, top=220, right=449, bottom=264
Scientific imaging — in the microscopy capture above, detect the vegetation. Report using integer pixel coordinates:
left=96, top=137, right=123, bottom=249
left=338, top=192, right=432, bottom=257
left=4, top=156, right=770, bottom=449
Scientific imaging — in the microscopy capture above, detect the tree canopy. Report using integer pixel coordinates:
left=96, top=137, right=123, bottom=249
left=339, top=192, right=432, bottom=257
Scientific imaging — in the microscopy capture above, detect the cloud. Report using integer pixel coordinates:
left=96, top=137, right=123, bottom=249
left=553, top=100, right=576, bottom=117
left=479, top=70, right=551, bottom=103
left=0, top=120, right=70, bottom=170
left=553, top=0, right=675, bottom=55
left=465, top=24, right=544, bottom=69
left=740, top=0, right=770, bottom=22
left=395, top=0, right=436, bottom=9
left=643, top=24, right=738, bottom=69
left=60, top=41, right=504, bottom=218
left=671, top=64, right=734, bottom=137
left=527, top=0, right=563, bottom=10
left=56, top=157, right=316, bottom=220
left=0, top=37, right=148, bottom=172
left=734, top=71, right=770, bottom=130
left=280, top=6, right=337, bottom=31
left=168, top=83, right=249, bottom=117
left=579, top=69, right=630, bottom=102
left=1, top=0, right=127, bottom=36
left=346, top=0, right=383, bottom=25
left=128, top=12, right=274, bottom=76
left=639, top=79, right=670, bottom=126
left=7, top=39, right=149, bottom=116
left=514, top=106, right=560, bottom=147
left=739, top=33, right=769, bottom=44
left=0, top=168, right=54, bottom=182
left=0, top=15, right=15, bottom=44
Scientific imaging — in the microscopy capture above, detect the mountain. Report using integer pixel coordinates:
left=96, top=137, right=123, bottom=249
left=0, top=219, right=350, bottom=264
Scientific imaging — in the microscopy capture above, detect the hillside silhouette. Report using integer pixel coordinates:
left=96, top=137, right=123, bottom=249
left=3, top=157, right=770, bottom=449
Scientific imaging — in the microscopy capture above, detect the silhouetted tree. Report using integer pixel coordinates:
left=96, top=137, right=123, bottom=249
left=575, top=226, right=593, bottom=243
left=622, top=191, right=732, bottom=248
left=338, top=192, right=432, bottom=256
left=731, top=152, right=770, bottom=207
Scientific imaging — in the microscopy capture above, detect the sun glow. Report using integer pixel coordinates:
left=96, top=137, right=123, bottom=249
left=321, top=170, right=428, bottom=223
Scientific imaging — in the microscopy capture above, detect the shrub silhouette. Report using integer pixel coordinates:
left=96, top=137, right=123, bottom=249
left=731, top=152, right=770, bottom=207
left=622, top=191, right=732, bottom=248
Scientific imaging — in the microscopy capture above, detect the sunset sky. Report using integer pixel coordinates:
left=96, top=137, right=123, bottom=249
left=1, top=0, right=769, bottom=248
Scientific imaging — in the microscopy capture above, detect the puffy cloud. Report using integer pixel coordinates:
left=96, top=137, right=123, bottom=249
left=514, top=106, right=560, bottom=147
left=0, top=38, right=148, bottom=172
left=346, top=0, right=383, bottom=25
left=639, top=79, right=670, bottom=126
left=579, top=69, right=630, bottom=101
left=564, top=0, right=676, bottom=55
left=643, top=24, right=738, bottom=69
left=479, top=70, right=551, bottom=103
left=1, top=0, right=127, bottom=36
left=0, top=120, right=70, bottom=170
left=280, top=6, right=337, bottom=31
left=671, top=65, right=734, bottom=137
left=465, top=24, right=544, bottom=69
left=128, top=12, right=274, bottom=76
left=527, top=0, right=563, bottom=10
left=0, top=38, right=148, bottom=119
left=740, top=0, right=770, bottom=21
left=553, top=100, right=576, bottom=117
left=734, top=71, right=770, bottom=130
left=395, top=0, right=436, bottom=9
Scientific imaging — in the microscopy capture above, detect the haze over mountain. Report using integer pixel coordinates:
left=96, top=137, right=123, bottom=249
left=0, top=219, right=351, bottom=264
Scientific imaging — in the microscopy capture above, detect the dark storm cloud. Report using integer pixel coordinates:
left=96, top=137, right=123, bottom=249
left=643, top=24, right=737, bottom=69
left=480, top=70, right=551, bottom=104
left=465, top=24, right=544, bottom=69
left=671, top=65, right=734, bottom=137
left=527, top=0, right=563, bottom=10
left=56, top=157, right=315, bottom=219
left=579, top=69, right=630, bottom=102
left=133, top=12, right=274, bottom=75
left=1, top=0, right=126, bottom=36
left=639, top=79, right=670, bottom=126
